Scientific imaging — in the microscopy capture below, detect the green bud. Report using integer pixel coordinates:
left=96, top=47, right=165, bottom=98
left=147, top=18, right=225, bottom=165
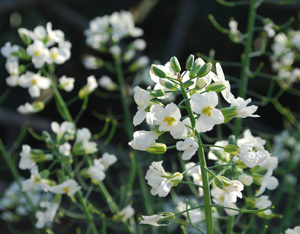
left=18, top=29, right=32, bottom=45
left=245, top=197, right=256, bottom=208
left=30, top=149, right=47, bottom=162
left=32, top=101, right=45, bottom=112
left=151, top=65, right=167, bottom=78
left=17, top=47, right=31, bottom=61
left=18, top=65, right=27, bottom=75
left=40, top=169, right=50, bottom=178
left=156, top=212, right=175, bottom=222
left=218, top=176, right=232, bottom=186
left=214, top=176, right=224, bottom=188
left=221, top=107, right=237, bottom=123
left=72, top=142, right=85, bottom=155
left=170, top=56, right=181, bottom=73
left=163, top=80, right=176, bottom=90
left=197, top=63, right=212, bottom=78
left=48, top=63, right=56, bottom=73
left=182, top=80, right=194, bottom=89
left=189, top=61, right=201, bottom=78
left=147, top=143, right=167, bottom=154
left=185, top=54, right=194, bottom=70
left=149, top=89, right=165, bottom=98
left=78, top=86, right=89, bottom=99
left=170, top=172, right=183, bottom=186
left=42, top=131, right=55, bottom=149
left=228, top=135, right=236, bottom=145
left=237, top=160, right=248, bottom=169
left=224, top=144, right=239, bottom=155
left=205, top=82, right=226, bottom=92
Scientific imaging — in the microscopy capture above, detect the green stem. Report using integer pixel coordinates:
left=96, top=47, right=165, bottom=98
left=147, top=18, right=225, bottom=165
left=234, top=0, right=258, bottom=137
left=181, top=85, right=213, bottom=234
left=226, top=216, right=234, bottom=234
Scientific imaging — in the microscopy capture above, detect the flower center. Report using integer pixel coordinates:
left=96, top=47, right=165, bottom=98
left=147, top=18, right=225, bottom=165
left=51, top=51, right=58, bottom=60
left=32, top=79, right=38, bottom=85
left=34, top=176, right=41, bottom=184
left=202, top=106, right=213, bottom=116
left=34, top=50, right=40, bottom=57
left=63, top=187, right=70, bottom=195
left=163, top=117, right=176, bottom=126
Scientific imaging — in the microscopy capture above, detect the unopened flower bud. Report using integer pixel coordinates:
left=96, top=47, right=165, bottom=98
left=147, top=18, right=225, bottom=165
left=197, top=63, right=212, bottom=78
left=205, top=82, right=226, bottom=92
left=147, top=143, right=167, bottom=154
left=182, top=80, right=194, bottom=89
left=221, top=107, right=237, bottom=123
left=18, top=28, right=32, bottom=45
left=237, top=160, right=248, bottom=169
left=149, top=89, right=165, bottom=98
left=185, top=54, right=194, bottom=70
left=224, top=144, right=239, bottom=155
left=170, top=172, right=183, bottom=186
left=189, top=61, right=201, bottom=78
left=42, top=131, right=56, bottom=149
left=151, top=65, right=167, bottom=78
left=170, top=56, right=181, bottom=73
left=238, top=174, right=253, bottom=186
left=30, top=149, right=47, bottom=163
left=196, top=78, right=207, bottom=89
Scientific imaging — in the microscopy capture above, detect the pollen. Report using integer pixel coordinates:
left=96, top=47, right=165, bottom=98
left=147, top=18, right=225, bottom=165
left=32, top=79, right=38, bottom=85
left=63, top=187, right=70, bottom=195
left=163, top=116, right=176, bottom=126
left=34, top=50, right=40, bottom=57
left=51, top=51, right=58, bottom=60
left=202, top=106, right=213, bottom=116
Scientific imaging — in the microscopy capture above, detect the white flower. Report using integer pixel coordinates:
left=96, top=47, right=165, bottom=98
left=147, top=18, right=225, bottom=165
left=255, top=195, right=272, bottom=215
left=19, top=145, right=35, bottom=170
left=35, top=201, right=59, bottom=229
left=133, top=86, right=152, bottom=126
left=17, top=102, right=44, bottom=114
left=145, top=161, right=182, bottom=197
left=1, top=42, right=19, bottom=58
left=18, top=71, right=50, bottom=98
left=133, top=39, right=146, bottom=51
left=135, top=56, right=149, bottom=68
left=59, top=142, right=71, bottom=156
left=46, top=22, right=65, bottom=45
left=109, top=45, right=121, bottom=57
left=256, top=169, right=279, bottom=197
left=230, top=97, right=259, bottom=118
left=98, top=75, right=117, bottom=91
left=51, top=121, right=75, bottom=141
left=128, top=130, right=158, bottom=151
left=191, top=91, right=224, bottom=133
left=285, top=225, right=300, bottom=234
left=50, top=179, right=81, bottom=196
left=83, top=55, right=99, bottom=69
left=87, top=159, right=106, bottom=181
left=59, top=76, right=75, bottom=92
left=118, top=205, right=135, bottom=221
left=139, top=213, right=173, bottom=226
left=238, top=174, right=253, bottom=186
left=123, top=49, right=136, bottom=62
left=211, top=186, right=239, bottom=216
left=151, top=103, right=188, bottom=139
left=87, top=75, right=98, bottom=92
left=5, top=59, right=19, bottom=87
left=22, top=166, right=50, bottom=192
left=176, top=137, right=199, bottom=160
left=100, top=152, right=117, bottom=169
left=46, top=46, right=70, bottom=64
left=237, top=129, right=266, bottom=151
left=75, top=128, right=98, bottom=154
left=213, top=63, right=235, bottom=103
left=264, top=23, right=275, bottom=38
left=238, top=144, right=259, bottom=168
left=27, top=40, right=49, bottom=68
left=221, top=179, right=244, bottom=204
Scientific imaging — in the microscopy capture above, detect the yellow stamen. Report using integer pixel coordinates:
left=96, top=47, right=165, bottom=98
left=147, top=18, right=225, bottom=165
left=202, top=106, right=213, bottom=116
left=51, top=51, right=58, bottom=60
left=34, top=50, right=40, bottom=57
left=163, top=116, right=176, bottom=126
left=32, top=79, right=38, bottom=85
left=34, top=176, right=41, bottom=184
left=63, top=187, right=70, bottom=195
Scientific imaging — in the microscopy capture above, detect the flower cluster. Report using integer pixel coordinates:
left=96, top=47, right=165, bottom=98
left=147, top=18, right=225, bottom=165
left=127, top=55, right=278, bottom=226
left=1, top=22, right=74, bottom=114
left=83, top=10, right=149, bottom=91
left=17, top=121, right=117, bottom=228
left=271, top=29, right=300, bottom=85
